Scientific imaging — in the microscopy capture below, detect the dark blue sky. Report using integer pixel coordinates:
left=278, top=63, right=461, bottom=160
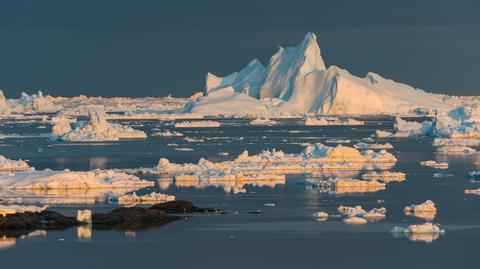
left=1, top=0, right=479, bottom=97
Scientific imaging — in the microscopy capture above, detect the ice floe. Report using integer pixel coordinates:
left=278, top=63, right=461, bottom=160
left=250, top=117, right=278, bottom=126
left=152, top=130, right=184, bottom=137
left=404, top=200, right=437, bottom=221
left=110, top=191, right=175, bottom=205
left=304, top=117, right=364, bottom=126
left=354, top=142, right=393, bottom=150
left=361, top=171, right=406, bottom=183
left=0, top=205, right=47, bottom=217
left=464, top=188, right=480, bottom=195
left=435, top=145, right=476, bottom=154
left=420, top=160, right=449, bottom=169
left=391, top=223, right=445, bottom=243
left=174, top=121, right=221, bottom=128
left=337, top=205, right=386, bottom=224
left=313, top=211, right=329, bottom=221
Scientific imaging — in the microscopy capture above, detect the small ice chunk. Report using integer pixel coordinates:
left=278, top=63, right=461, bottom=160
left=343, top=216, right=367, bottom=224
left=313, top=211, right=329, bottom=220
left=420, top=160, right=448, bottom=169
left=76, top=209, right=92, bottom=224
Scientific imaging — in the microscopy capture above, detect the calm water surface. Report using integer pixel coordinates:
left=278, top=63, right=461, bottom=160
left=0, top=118, right=479, bottom=268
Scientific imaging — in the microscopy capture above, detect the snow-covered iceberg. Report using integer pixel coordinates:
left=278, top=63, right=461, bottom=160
left=0, top=169, right=153, bottom=190
left=186, top=32, right=452, bottom=116
left=0, top=155, right=30, bottom=171
left=55, top=111, right=147, bottom=141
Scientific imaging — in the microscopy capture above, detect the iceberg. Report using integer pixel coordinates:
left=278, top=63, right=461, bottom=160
left=186, top=32, right=452, bottom=116
left=174, top=120, right=221, bottom=128
left=354, top=142, right=393, bottom=150
left=361, top=171, right=406, bottom=183
left=0, top=155, right=30, bottom=171
left=404, top=200, right=437, bottom=221
left=304, top=117, right=364, bottom=126
left=0, top=169, right=153, bottom=190
left=420, top=160, right=448, bottom=169
left=111, top=192, right=175, bottom=205
left=56, top=111, right=147, bottom=141
left=0, top=205, right=47, bottom=217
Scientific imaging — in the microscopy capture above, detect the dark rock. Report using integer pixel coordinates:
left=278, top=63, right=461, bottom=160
left=92, top=207, right=180, bottom=229
left=0, top=210, right=77, bottom=230
left=149, top=200, right=218, bottom=213
left=0, top=210, right=78, bottom=237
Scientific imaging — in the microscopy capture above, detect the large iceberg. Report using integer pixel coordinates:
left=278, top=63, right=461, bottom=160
left=186, top=33, right=452, bottom=116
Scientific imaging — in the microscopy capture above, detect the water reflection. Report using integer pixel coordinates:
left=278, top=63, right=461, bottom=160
left=77, top=226, right=92, bottom=241
left=0, top=187, right=145, bottom=205
left=0, top=236, right=15, bottom=250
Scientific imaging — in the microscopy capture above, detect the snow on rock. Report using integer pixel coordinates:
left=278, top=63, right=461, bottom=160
left=361, top=171, right=406, bottom=183
left=420, top=160, right=449, bottom=169
left=404, top=200, right=437, bottom=221
left=111, top=191, right=175, bottom=205
left=354, top=142, right=393, bottom=150
left=187, top=32, right=452, bottom=116
left=0, top=205, right=47, bottom=216
left=0, top=155, right=30, bottom=171
left=174, top=120, right=221, bottom=128
left=0, top=169, right=153, bottom=190
left=58, top=111, right=147, bottom=141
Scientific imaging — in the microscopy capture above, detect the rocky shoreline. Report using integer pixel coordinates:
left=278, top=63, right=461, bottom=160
left=0, top=200, right=218, bottom=237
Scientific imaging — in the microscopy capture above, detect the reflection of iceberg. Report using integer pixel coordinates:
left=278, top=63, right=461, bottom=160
left=407, top=233, right=441, bottom=243
left=0, top=169, right=153, bottom=205
left=89, top=157, right=108, bottom=170
left=0, top=236, right=16, bottom=250
left=174, top=173, right=286, bottom=194
left=77, top=226, right=92, bottom=240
